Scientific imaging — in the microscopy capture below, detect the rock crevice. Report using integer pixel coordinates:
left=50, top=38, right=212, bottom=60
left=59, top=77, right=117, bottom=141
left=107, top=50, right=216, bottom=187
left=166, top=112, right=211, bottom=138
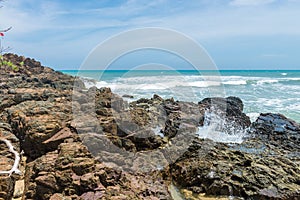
left=0, top=54, right=299, bottom=200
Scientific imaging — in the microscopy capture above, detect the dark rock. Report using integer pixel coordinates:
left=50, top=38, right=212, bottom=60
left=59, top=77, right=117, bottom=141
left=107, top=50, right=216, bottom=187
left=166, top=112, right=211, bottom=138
left=252, top=113, right=300, bottom=150
left=169, top=114, right=300, bottom=199
left=1, top=53, right=299, bottom=200
left=199, top=96, right=251, bottom=128
left=122, top=94, right=134, bottom=99
left=152, top=94, right=164, bottom=102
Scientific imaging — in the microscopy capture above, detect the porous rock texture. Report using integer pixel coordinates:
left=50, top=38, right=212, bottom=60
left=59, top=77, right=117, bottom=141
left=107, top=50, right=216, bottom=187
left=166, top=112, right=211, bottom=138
left=0, top=53, right=299, bottom=200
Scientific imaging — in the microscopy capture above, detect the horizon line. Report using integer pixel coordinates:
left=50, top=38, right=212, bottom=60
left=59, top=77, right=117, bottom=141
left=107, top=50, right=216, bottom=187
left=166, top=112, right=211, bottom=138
left=58, top=69, right=300, bottom=71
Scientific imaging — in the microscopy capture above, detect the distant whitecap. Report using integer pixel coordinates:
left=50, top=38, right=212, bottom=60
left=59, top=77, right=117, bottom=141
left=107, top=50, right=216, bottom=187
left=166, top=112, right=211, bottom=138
left=223, top=80, right=247, bottom=85
left=257, top=79, right=279, bottom=85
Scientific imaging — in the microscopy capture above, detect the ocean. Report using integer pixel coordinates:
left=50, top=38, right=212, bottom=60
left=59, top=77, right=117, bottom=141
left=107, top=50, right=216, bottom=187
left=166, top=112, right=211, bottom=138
left=62, top=70, right=300, bottom=123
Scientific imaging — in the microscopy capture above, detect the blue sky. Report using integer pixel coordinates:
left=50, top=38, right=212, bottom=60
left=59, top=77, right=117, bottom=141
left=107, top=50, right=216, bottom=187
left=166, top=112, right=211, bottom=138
left=1, top=0, right=300, bottom=70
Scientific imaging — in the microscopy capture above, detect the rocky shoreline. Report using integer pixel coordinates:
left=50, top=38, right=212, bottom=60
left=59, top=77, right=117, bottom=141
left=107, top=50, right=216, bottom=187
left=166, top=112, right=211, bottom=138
left=0, top=54, right=299, bottom=200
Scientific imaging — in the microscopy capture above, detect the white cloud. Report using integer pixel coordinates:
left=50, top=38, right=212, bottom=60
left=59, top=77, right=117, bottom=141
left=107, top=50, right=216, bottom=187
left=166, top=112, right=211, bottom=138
left=3, top=0, right=298, bottom=39
left=1, top=0, right=300, bottom=69
left=230, top=0, right=276, bottom=6
left=0, top=0, right=63, bottom=34
left=0, top=0, right=169, bottom=36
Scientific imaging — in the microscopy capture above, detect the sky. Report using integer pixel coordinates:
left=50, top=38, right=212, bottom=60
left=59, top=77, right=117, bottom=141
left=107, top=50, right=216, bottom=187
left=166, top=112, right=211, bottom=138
left=1, top=0, right=300, bottom=70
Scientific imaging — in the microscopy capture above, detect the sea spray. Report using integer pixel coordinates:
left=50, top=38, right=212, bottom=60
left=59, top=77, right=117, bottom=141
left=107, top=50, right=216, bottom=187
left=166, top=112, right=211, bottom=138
left=197, top=110, right=248, bottom=144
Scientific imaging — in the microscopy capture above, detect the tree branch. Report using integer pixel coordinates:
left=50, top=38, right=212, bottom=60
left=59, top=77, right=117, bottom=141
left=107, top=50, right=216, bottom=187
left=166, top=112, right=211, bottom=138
left=0, top=26, right=12, bottom=33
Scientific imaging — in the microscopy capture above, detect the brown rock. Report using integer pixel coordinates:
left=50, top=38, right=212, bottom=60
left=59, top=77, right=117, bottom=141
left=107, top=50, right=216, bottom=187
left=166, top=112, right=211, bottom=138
left=0, top=122, right=20, bottom=200
left=49, top=193, right=72, bottom=200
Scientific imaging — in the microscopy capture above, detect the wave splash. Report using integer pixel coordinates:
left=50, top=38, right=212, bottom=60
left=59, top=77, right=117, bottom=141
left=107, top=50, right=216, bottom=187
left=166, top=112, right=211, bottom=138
left=196, top=110, right=248, bottom=144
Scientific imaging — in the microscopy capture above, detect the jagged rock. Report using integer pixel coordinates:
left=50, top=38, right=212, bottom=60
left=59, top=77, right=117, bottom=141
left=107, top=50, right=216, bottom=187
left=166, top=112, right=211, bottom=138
left=252, top=113, right=300, bottom=150
left=0, top=122, right=21, bottom=200
left=0, top=54, right=172, bottom=199
left=1, top=53, right=85, bottom=90
left=24, top=142, right=96, bottom=199
left=199, top=96, right=251, bottom=128
left=122, top=94, right=134, bottom=99
left=169, top=114, right=300, bottom=199
left=1, top=53, right=299, bottom=200
left=23, top=141, right=170, bottom=199
left=3, top=101, right=77, bottom=159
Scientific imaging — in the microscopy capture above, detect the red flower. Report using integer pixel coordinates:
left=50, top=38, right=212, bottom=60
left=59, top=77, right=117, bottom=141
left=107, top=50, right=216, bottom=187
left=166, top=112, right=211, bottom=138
left=0, top=33, right=4, bottom=37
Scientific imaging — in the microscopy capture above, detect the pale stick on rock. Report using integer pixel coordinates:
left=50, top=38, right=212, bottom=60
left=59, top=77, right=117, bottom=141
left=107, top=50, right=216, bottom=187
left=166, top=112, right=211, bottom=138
left=0, top=138, right=21, bottom=176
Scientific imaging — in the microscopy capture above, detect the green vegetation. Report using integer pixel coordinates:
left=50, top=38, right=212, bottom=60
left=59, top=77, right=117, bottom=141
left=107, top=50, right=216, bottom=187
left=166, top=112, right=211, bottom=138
left=0, top=55, right=19, bottom=72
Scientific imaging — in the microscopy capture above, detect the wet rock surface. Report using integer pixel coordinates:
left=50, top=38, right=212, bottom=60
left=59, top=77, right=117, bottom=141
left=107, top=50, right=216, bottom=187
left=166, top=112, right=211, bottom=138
left=0, top=53, right=299, bottom=199
left=169, top=112, right=300, bottom=199
left=252, top=113, right=300, bottom=150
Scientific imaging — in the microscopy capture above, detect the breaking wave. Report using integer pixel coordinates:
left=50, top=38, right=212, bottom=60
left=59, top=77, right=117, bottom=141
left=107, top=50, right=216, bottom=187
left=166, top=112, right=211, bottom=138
left=74, top=71, right=300, bottom=123
left=196, top=111, right=248, bottom=144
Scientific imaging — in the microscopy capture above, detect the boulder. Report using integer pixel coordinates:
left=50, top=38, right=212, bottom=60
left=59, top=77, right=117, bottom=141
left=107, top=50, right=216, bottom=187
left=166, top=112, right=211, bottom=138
left=252, top=113, right=300, bottom=149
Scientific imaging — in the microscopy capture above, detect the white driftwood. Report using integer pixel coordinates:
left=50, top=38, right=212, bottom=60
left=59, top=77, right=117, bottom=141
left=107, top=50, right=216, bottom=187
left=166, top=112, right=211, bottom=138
left=0, top=139, right=21, bottom=176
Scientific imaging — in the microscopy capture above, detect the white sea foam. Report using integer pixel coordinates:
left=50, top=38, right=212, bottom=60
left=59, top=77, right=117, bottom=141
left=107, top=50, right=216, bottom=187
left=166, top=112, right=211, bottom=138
left=223, top=80, right=247, bottom=85
left=257, top=79, right=279, bottom=85
left=287, top=103, right=300, bottom=110
left=116, top=75, right=192, bottom=83
left=83, top=75, right=287, bottom=91
left=95, top=81, right=110, bottom=88
left=284, top=77, right=300, bottom=81
left=140, top=84, right=169, bottom=90
left=196, top=111, right=247, bottom=144
left=257, top=98, right=284, bottom=108
left=281, top=73, right=288, bottom=76
left=189, top=81, right=221, bottom=87
left=82, top=78, right=110, bottom=89
left=246, top=112, right=260, bottom=122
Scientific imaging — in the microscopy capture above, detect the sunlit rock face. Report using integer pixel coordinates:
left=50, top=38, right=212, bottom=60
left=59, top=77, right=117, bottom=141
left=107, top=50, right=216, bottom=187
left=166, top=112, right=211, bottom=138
left=0, top=54, right=299, bottom=199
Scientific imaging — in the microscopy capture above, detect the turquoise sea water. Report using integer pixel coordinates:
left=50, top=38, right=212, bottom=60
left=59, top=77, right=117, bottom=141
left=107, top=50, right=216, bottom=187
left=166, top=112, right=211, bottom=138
left=62, top=70, right=300, bottom=122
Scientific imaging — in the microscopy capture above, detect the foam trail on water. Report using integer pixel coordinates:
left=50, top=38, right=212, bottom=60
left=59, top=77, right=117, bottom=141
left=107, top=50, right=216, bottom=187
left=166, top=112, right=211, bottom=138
left=223, top=80, right=247, bottom=85
left=257, top=79, right=279, bottom=85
